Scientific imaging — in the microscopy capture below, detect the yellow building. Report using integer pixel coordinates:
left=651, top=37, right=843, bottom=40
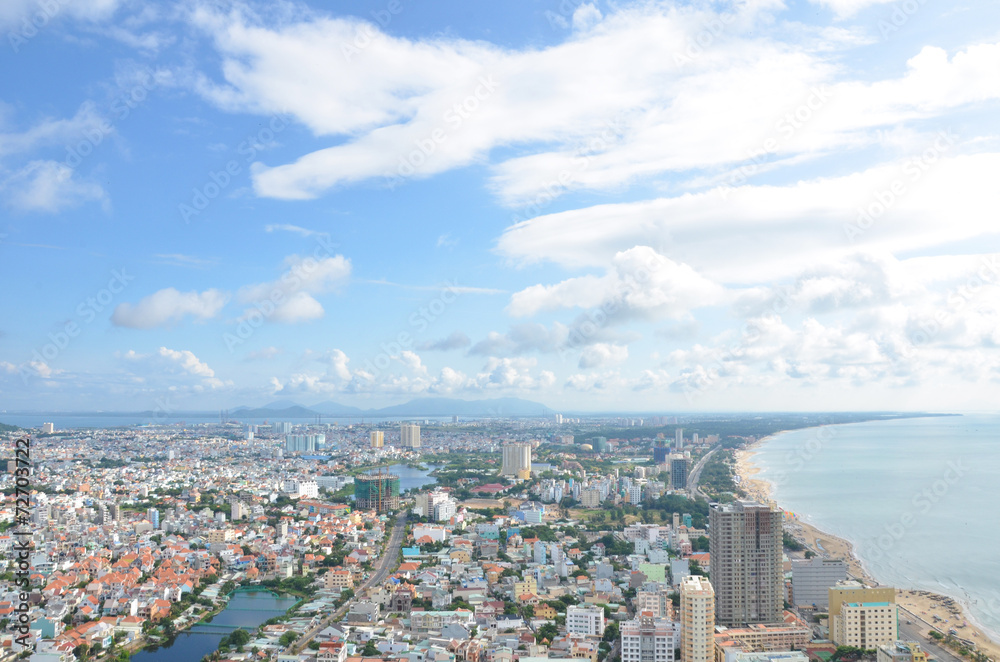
left=681, top=576, right=715, bottom=662
left=829, top=582, right=898, bottom=648
left=371, top=431, right=384, bottom=448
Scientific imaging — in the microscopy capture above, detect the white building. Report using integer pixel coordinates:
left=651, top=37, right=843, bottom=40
left=282, top=479, right=319, bottom=499
left=622, top=613, right=679, bottom=662
left=501, top=442, right=532, bottom=477
left=792, top=558, right=847, bottom=608
left=566, top=605, right=606, bottom=636
left=401, top=423, right=421, bottom=448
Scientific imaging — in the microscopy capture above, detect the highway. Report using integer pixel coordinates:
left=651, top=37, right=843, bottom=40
left=687, top=444, right=720, bottom=500
left=292, top=510, right=408, bottom=653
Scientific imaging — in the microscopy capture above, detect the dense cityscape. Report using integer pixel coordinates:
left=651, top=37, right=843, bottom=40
left=0, top=411, right=982, bottom=662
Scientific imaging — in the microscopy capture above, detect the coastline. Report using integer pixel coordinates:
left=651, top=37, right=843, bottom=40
left=735, top=433, right=1000, bottom=661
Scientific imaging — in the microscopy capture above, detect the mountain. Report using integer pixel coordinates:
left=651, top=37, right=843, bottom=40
left=310, top=401, right=366, bottom=416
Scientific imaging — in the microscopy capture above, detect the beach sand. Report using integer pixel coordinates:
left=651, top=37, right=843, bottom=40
left=735, top=442, right=1000, bottom=661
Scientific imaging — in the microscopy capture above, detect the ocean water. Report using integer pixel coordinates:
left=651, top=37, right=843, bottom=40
left=752, top=414, right=1000, bottom=637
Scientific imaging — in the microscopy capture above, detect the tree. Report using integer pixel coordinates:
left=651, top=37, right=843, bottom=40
left=603, top=622, right=620, bottom=643
left=279, top=631, right=299, bottom=647
left=362, top=640, right=380, bottom=656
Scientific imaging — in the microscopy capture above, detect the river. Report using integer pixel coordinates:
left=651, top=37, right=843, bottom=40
left=130, top=589, right=298, bottom=662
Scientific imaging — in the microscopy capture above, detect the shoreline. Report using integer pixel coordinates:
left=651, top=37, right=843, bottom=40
left=735, top=431, right=1000, bottom=662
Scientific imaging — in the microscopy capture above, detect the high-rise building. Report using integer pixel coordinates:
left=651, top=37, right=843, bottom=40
left=285, top=433, right=325, bottom=453
left=675, top=428, right=684, bottom=449
left=621, top=612, right=680, bottom=662
left=401, top=423, right=421, bottom=448
left=501, top=442, right=532, bottom=476
left=567, top=605, right=606, bottom=636
left=109, top=503, right=121, bottom=522
left=147, top=507, right=160, bottom=529
left=654, top=445, right=670, bottom=464
left=354, top=471, right=401, bottom=512
left=710, top=500, right=783, bottom=626
left=670, top=455, right=690, bottom=490
left=41, top=422, right=54, bottom=434
left=792, top=558, right=848, bottom=608
left=371, top=430, right=384, bottom=448
left=635, top=585, right=674, bottom=619
left=680, top=575, right=715, bottom=662
left=272, top=421, right=292, bottom=434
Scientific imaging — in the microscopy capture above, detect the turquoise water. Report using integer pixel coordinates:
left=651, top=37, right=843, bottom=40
left=752, top=414, right=1000, bottom=637
left=130, top=589, right=298, bottom=662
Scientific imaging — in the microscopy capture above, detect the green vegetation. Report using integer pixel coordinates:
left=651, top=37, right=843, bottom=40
left=698, top=450, right=737, bottom=498
left=783, top=532, right=805, bottom=551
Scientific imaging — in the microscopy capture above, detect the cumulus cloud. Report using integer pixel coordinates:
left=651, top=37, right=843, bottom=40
left=112, top=288, right=229, bottom=328
left=508, top=246, right=725, bottom=320
left=237, top=253, right=351, bottom=323
left=2, top=160, right=106, bottom=212
left=579, top=343, right=628, bottom=369
left=416, top=331, right=471, bottom=351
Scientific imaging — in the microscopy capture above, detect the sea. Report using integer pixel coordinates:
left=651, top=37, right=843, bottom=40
left=752, top=413, right=1000, bottom=639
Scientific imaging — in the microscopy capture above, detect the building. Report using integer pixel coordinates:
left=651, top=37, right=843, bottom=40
left=828, top=582, right=897, bottom=649
left=272, top=421, right=292, bottom=434
left=621, top=612, right=680, bottom=662
left=832, top=602, right=898, bottom=648
left=877, top=642, right=928, bottom=662
left=501, top=442, right=532, bottom=477
left=401, top=423, right=421, bottom=448
left=709, top=501, right=783, bottom=626
left=654, top=445, right=670, bottom=464
left=283, top=479, right=319, bottom=499
left=629, top=485, right=643, bottom=505
left=354, top=471, right=401, bottom=512
left=371, top=430, right=384, bottom=448
left=41, top=422, right=55, bottom=434
left=581, top=489, right=602, bottom=508
left=670, top=456, right=690, bottom=491
left=285, top=433, right=325, bottom=453
left=725, top=653, right=809, bottom=662
left=567, top=605, right=606, bottom=636
left=791, top=558, right=847, bottom=608
left=635, top=586, right=674, bottom=619
left=713, top=622, right=812, bottom=656
left=676, top=428, right=684, bottom=449
left=681, top=576, right=715, bottom=662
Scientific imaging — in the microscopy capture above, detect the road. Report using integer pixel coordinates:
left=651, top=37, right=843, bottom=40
left=898, top=605, right=965, bottom=662
left=292, top=510, right=408, bottom=653
left=687, top=444, right=720, bottom=499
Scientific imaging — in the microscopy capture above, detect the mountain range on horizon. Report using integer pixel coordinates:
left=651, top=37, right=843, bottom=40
left=228, top=396, right=554, bottom=418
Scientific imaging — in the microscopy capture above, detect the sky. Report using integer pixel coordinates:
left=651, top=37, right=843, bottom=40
left=1, top=0, right=999, bottom=414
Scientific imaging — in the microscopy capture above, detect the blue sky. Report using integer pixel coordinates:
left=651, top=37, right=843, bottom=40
left=2, top=0, right=1000, bottom=413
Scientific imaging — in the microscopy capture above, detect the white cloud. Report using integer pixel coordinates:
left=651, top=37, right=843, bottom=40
left=1, top=160, right=106, bottom=212
left=497, top=152, right=1000, bottom=284
left=237, top=253, right=351, bottom=323
left=508, top=246, right=725, bottom=319
left=0, top=0, right=123, bottom=29
left=122, top=346, right=228, bottom=390
left=808, top=0, right=898, bottom=19
left=187, top=3, right=1000, bottom=206
left=112, top=288, right=229, bottom=328
left=579, top=343, right=629, bottom=369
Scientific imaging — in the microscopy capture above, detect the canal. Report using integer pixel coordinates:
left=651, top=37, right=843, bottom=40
left=130, top=589, right=298, bottom=662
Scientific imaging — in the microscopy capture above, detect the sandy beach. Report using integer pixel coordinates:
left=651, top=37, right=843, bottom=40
left=735, top=440, right=1000, bottom=662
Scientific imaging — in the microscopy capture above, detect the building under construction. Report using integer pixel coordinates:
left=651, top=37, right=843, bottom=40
left=354, top=470, right=401, bottom=512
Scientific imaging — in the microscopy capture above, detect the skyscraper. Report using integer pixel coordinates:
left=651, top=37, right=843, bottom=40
left=680, top=575, right=715, bottom=662
left=709, top=500, right=783, bottom=626
left=401, top=423, right=421, bottom=448
left=675, top=428, right=684, bottom=449
left=501, top=442, right=532, bottom=476
left=371, top=430, right=384, bottom=448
